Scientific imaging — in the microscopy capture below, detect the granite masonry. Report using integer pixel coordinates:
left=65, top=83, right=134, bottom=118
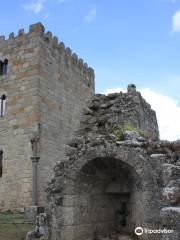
left=0, top=22, right=94, bottom=210
left=0, top=23, right=179, bottom=240
left=46, top=87, right=180, bottom=240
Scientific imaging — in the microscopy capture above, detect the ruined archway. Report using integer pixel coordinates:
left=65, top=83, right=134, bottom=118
left=63, top=157, right=137, bottom=239
left=47, top=136, right=159, bottom=240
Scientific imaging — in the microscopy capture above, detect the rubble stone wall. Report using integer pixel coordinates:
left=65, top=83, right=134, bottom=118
left=46, top=88, right=165, bottom=240
left=80, top=86, right=159, bottom=141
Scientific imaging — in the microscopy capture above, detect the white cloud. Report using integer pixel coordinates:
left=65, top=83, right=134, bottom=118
left=85, top=7, right=97, bottom=23
left=172, top=10, right=180, bottom=32
left=104, top=88, right=180, bottom=141
left=23, top=0, right=70, bottom=14
left=23, top=0, right=47, bottom=14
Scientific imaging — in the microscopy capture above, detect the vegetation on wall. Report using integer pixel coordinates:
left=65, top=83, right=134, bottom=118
left=113, top=124, right=148, bottom=141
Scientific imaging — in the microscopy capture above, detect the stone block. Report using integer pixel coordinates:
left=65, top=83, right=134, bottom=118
left=24, top=206, right=45, bottom=223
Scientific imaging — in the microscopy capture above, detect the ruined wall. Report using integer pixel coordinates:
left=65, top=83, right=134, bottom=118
left=0, top=23, right=94, bottom=210
left=46, top=131, right=180, bottom=240
left=46, top=87, right=162, bottom=240
left=46, top=133, right=164, bottom=240
left=46, top=87, right=180, bottom=240
left=0, top=24, right=42, bottom=209
left=80, top=84, right=159, bottom=141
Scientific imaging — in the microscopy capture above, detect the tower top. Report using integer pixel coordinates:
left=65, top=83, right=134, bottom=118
left=0, top=22, right=94, bottom=80
left=127, top=83, right=136, bottom=93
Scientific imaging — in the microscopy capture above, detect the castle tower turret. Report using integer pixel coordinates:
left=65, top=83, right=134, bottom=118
left=0, top=23, right=94, bottom=210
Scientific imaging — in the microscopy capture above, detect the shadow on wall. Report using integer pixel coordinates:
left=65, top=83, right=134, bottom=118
left=62, top=157, right=138, bottom=239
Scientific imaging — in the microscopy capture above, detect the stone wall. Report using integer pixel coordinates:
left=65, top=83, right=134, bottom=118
left=46, top=134, right=164, bottom=240
left=0, top=24, right=42, bottom=209
left=46, top=88, right=180, bottom=240
left=0, top=22, right=94, bottom=210
left=160, top=154, right=180, bottom=240
left=80, top=84, right=159, bottom=140
left=46, top=88, right=163, bottom=240
left=47, top=138, right=180, bottom=240
left=37, top=25, right=94, bottom=205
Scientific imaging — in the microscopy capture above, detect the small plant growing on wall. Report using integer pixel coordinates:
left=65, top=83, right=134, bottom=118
left=113, top=123, right=148, bottom=141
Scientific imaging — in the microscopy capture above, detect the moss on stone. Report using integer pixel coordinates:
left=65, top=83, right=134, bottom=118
left=113, top=124, right=148, bottom=141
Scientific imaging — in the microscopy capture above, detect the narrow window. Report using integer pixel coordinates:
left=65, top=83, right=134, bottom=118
left=3, top=59, right=8, bottom=75
left=0, top=95, right=6, bottom=117
left=0, top=59, right=8, bottom=75
left=0, top=61, right=3, bottom=75
left=0, top=150, right=3, bottom=177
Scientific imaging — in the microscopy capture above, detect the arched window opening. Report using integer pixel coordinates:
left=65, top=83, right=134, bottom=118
left=0, top=150, right=3, bottom=177
left=0, top=59, right=8, bottom=75
left=3, top=59, right=8, bottom=75
left=0, top=95, right=6, bottom=117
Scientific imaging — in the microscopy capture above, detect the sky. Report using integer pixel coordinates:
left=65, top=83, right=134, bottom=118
left=0, top=0, right=180, bottom=140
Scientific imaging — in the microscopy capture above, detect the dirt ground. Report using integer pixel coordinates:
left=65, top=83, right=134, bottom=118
left=0, top=212, right=34, bottom=240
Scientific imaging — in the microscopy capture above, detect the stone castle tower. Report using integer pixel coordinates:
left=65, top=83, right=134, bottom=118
left=0, top=23, right=94, bottom=210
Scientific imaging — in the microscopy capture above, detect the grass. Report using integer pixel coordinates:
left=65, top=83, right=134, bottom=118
left=0, top=212, right=35, bottom=240
left=113, top=124, right=148, bottom=141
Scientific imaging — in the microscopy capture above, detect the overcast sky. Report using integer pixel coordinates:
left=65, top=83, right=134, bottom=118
left=0, top=0, right=180, bottom=140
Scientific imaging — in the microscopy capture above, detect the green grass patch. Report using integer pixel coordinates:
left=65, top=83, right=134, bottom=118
left=0, top=213, right=24, bottom=224
left=0, top=213, right=35, bottom=240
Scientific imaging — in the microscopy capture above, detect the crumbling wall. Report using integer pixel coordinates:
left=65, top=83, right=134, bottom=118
left=46, top=135, right=161, bottom=240
left=80, top=84, right=159, bottom=141
left=161, top=157, right=180, bottom=239
left=46, top=87, right=165, bottom=240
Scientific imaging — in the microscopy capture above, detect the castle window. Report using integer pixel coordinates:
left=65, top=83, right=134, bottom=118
left=0, top=150, right=3, bottom=177
left=3, top=59, right=8, bottom=75
left=0, top=95, right=6, bottom=117
left=0, top=61, right=3, bottom=75
left=0, top=59, right=8, bottom=75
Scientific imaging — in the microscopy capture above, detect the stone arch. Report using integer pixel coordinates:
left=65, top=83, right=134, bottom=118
left=64, top=142, right=147, bottom=182
left=48, top=139, right=157, bottom=240
left=63, top=157, right=137, bottom=239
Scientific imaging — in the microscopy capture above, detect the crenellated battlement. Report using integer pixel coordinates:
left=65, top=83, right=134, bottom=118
left=0, top=22, right=45, bottom=43
left=0, top=22, right=95, bottom=83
